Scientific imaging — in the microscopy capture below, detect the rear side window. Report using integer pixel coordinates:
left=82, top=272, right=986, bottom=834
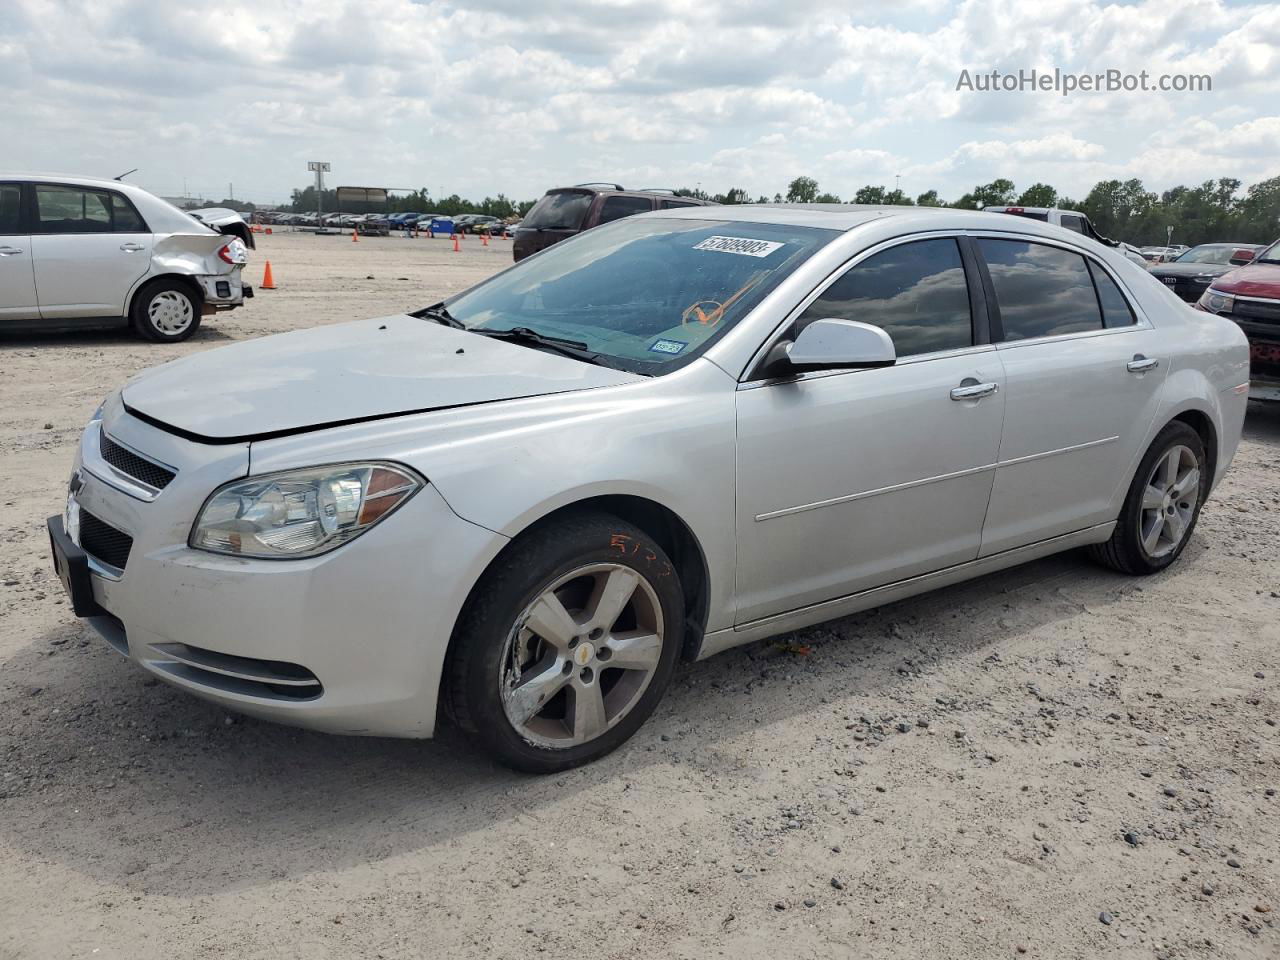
left=522, top=191, right=592, bottom=230
left=1088, top=261, right=1136, bottom=327
left=660, top=199, right=700, bottom=209
left=797, top=238, right=973, bottom=356
left=1059, top=215, right=1086, bottom=234
left=34, top=185, right=146, bottom=234
left=0, top=184, right=21, bottom=233
left=978, top=238, right=1102, bottom=340
left=112, top=195, right=146, bottom=232
left=597, top=195, right=653, bottom=224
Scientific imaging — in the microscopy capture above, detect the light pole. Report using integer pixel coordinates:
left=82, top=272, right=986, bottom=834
left=307, top=161, right=331, bottom=227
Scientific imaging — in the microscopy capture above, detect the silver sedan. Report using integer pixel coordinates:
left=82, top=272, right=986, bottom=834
left=49, top=205, right=1250, bottom=772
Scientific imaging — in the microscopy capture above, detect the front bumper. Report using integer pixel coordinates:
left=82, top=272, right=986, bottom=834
left=55, top=401, right=506, bottom=737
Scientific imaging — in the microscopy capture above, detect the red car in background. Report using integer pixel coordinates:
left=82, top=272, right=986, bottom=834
left=1196, top=236, right=1280, bottom=401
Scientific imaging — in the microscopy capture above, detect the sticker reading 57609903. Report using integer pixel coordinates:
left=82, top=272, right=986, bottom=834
left=692, top=235, right=784, bottom=258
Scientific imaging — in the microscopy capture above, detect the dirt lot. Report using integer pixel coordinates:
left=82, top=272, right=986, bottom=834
left=1, top=231, right=1277, bottom=960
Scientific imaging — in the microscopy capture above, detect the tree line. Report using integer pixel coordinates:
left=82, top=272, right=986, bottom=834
left=708, top=175, right=1280, bottom=246
left=274, top=174, right=1280, bottom=246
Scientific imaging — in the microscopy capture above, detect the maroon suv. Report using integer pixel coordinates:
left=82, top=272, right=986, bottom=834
left=513, top=184, right=718, bottom=261
left=1195, top=235, right=1280, bottom=401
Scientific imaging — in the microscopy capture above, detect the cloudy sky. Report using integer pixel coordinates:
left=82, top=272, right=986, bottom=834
left=2, top=0, right=1277, bottom=206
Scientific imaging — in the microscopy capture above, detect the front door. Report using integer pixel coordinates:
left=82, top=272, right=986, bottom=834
left=974, top=237, right=1169, bottom=555
left=0, top=182, right=38, bottom=320
left=30, top=182, right=152, bottom=319
left=734, top=236, right=1005, bottom=625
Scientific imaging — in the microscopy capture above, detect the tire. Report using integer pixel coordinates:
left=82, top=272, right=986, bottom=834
left=130, top=278, right=203, bottom=343
left=1088, top=421, right=1208, bottom=575
left=446, top=511, right=684, bottom=773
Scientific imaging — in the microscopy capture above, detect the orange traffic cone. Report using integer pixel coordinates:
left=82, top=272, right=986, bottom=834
left=482, top=232, right=489, bottom=247
left=352, top=228, right=359, bottom=243
left=452, top=234, right=460, bottom=253
left=264, top=227, right=272, bottom=235
left=261, top=261, right=276, bottom=289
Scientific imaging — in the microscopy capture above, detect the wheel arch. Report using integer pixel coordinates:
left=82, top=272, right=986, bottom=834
left=1168, top=407, right=1218, bottom=490
left=446, top=494, right=712, bottom=673
left=127, top=273, right=204, bottom=318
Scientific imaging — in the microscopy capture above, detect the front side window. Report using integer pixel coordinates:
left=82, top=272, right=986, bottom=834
left=660, top=199, right=700, bottom=209
left=796, top=238, right=973, bottom=356
left=978, top=238, right=1102, bottom=340
left=0, top=184, right=21, bottom=234
left=597, top=195, right=653, bottom=224
left=443, top=218, right=835, bottom=374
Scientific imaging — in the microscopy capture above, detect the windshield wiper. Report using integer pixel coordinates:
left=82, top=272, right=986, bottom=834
left=416, top=303, right=465, bottom=328
left=472, top=326, right=628, bottom=370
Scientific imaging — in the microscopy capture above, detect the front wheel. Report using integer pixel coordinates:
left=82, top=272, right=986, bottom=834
left=131, top=279, right=202, bottom=342
left=445, top=512, right=684, bottom=773
left=1089, top=421, right=1208, bottom=575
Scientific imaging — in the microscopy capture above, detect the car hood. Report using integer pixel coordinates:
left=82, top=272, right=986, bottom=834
left=1149, top=262, right=1232, bottom=279
left=1209, top=262, right=1280, bottom=298
left=122, top=315, right=643, bottom=442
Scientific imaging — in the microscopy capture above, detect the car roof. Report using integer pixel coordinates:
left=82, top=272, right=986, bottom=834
left=0, top=171, right=215, bottom=235
left=637, top=202, right=1076, bottom=233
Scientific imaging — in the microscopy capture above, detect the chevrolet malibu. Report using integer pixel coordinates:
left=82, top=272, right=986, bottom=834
left=48, top=206, right=1250, bottom=772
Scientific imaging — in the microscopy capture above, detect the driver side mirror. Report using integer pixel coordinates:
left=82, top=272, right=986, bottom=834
left=1229, top=248, right=1256, bottom=265
left=760, top=319, right=896, bottom=378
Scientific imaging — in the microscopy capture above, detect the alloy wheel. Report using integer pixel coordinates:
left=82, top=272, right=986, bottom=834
left=1138, top=443, right=1200, bottom=558
left=500, top=562, right=665, bottom=748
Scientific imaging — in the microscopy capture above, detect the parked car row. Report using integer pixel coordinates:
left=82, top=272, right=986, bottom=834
left=247, top=209, right=521, bottom=236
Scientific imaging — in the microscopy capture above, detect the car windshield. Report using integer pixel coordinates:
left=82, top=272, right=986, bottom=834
left=1256, top=239, right=1280, bottom=264
left=443, top=217, right=835, bottom=374
left=1175, top=245, right=1240, bottom=264
left=523, top=191, right=593, bottom=230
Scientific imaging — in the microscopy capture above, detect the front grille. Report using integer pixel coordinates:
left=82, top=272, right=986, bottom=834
left=100, top=431, right=176, bottom=490
left=79, top=510, right=133, bottom=570
left=1232, top=297, right=1280, bottom=325
left=1157, top=275, right=1209, bottom=302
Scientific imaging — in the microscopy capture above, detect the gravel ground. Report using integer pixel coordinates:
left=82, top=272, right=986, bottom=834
left=1, top=231, right=1277, bottom=960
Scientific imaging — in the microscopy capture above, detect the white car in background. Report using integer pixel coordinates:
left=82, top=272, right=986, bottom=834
left=0, top=174, right=250, bottom=342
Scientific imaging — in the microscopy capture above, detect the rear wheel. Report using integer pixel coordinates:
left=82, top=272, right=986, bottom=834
left=1089, top=421, right=1207, bottom=575
left=446, top=512, right=684, bottom=773
left=131, top=279, right=202, bottom=342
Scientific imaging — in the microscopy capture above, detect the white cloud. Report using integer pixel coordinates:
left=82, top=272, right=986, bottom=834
left=1, top=0, right=1276, bottom=206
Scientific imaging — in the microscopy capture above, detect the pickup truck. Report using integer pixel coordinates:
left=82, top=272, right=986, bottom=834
left=984, top=206, right=1148, bottom=266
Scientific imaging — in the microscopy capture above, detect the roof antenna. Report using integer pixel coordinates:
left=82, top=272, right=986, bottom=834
left=113, top=168, right=138, bottom=181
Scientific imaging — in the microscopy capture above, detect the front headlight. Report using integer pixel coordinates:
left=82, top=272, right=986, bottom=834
left=190, top=462, right=423, bottom=559
left=1198, top=289, right=1234, bottom=314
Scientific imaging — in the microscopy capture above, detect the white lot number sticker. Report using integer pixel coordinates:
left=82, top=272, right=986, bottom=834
left=693, top=235, right=784, bottom=258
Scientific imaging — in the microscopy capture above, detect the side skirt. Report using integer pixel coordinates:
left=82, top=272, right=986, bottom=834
left=698, top=522, right=1115, bottom=660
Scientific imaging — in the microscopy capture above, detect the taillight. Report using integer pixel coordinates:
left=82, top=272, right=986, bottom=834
left=218, top=239, right=247, bottom=264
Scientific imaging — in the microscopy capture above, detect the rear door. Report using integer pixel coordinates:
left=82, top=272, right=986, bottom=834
left=975, top=236, right=1168, bottom=555
left=30, top=183, right=153, bottom=319
left=0, top=181, right=38, bottom=320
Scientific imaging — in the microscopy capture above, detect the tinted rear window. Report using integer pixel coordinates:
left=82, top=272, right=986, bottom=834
left=978, top=238, right=1102, bottom=340
left=598, top=195, right=653, bottom=224
left=1088, top=261, right=1136, bottom=328
left=523, top=191, right=592, bottom=230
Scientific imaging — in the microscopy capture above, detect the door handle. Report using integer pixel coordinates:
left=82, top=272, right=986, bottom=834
left=0, top=245, right=23, bottom=256
left=119, top=242, right=145, bottom=253
left=1126, top=355, right=1159, bottom=373
left=950, top=381, right=999, bottom=401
